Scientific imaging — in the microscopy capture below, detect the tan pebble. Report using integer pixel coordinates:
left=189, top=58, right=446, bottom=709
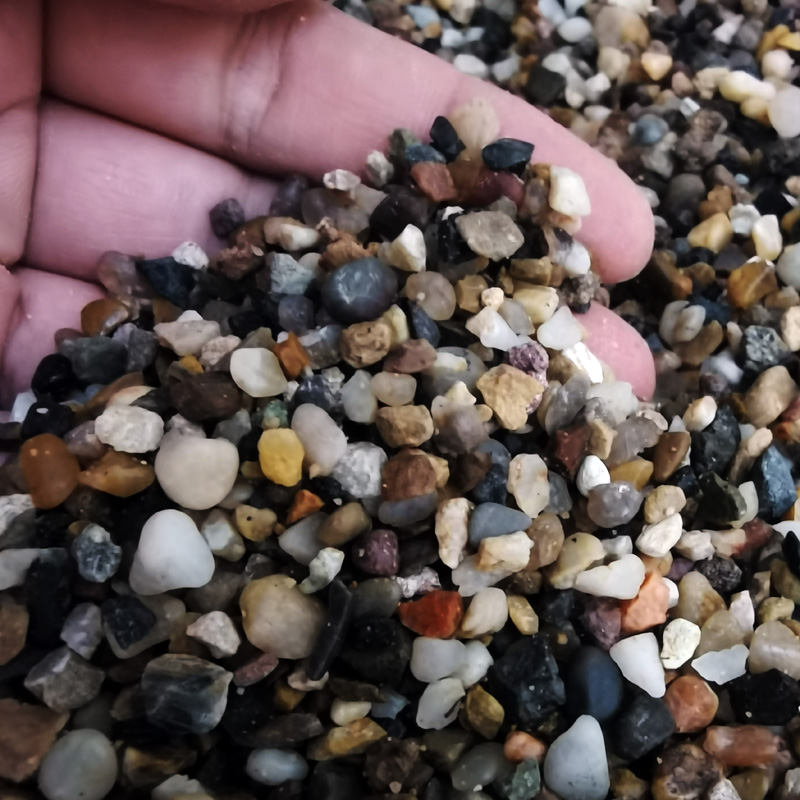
left=688, top=213, right=733, bottom=253
left=527, top=513, right=564, bottom=570
left=744, top=365, right=797, bottom=427
left=234, top=505, right=277, bottom=542
left=780, top=306, right=800, bottom=351
left=375, top=406, right=434, bottom=447
left=258, top=429, right=304, bottom=487
left=318, top=502, right=371, bottom=547
left=476, top=365, right=543, bottom=430
left=340, top=320, right=393, bottom=368
left=757, top=596, right=794, bottom=623
left=504, top=730, right=546, bottom=764
left=306, top=718, right=387, bottom=760
left=641, top=51, right=673, bottom=80
left=463, top=685, right=504, bottom=739
left=587, top=419, right=616, bottom=459
left=455, top=275, right=489, bottom=313
left=507, top=595, right=539, bottom=634
left=644, top=485, right=686, bottom=524
left=673, top=321, right=724, bottom=367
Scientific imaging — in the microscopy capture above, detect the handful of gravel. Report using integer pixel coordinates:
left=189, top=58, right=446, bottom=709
left=1, top=97, right=800, bottom=800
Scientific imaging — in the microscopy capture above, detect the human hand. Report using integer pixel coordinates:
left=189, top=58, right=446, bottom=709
left=0, top=0, right=656, bottom=408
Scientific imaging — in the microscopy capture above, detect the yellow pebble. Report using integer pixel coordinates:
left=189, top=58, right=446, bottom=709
left=177, top=355, right=204, bottom=374
left=274, top=680, right=305, bottom=712
left=687, top=213, right=733, bottom=253
left=258, top=428, right=304, bottom=486
left=507, top=595, right=539, bottom=635
left=235, top=504, right=277, bottom=542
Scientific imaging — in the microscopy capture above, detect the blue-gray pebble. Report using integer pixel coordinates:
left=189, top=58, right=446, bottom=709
left=321, top=258, right=398, bottom=324
left=469, top=503, right=532, bottom=545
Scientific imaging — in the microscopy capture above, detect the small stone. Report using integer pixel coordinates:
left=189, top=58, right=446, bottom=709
left=469, top=502, right=532, bottom=545
left=587, top=482, right=643, bottom=528
left=727, top=670, right=800, bottom=725
left=661, top=618, right=701, bottom=668
left=692, top=644, right=749, bottom=685
left=154, top=432, right=239, bottom=510
left=234, top=652, right=280, bottom=687
left=257, top=428, right=304, bottom=487
left=410, top=161, right=457, bottom=203
left=476, top=531, right=533, bottom=573
left=544, top=716, right=609, bottom=800
left=234, top=505, right=277, bottom=542
left=727, top=260, right=778, bottom=309
left=279, top=513, right=327, bottom=565
left=384, top=338, right=437, bottom=373
left=663, top=675, right=719, bottom=734
left=376, top=405, right=434, bottom=447
left=78, top=449, right=155, bottom=497
left=456, top=211, right=524, bottom=261
left=129, top=510, right=215, bottom=595
left=507, top=453, right=550, bottom=517
left=416, top=678, right=466, bottom=731
left=505, top=732, right=547, bottom=765
left=482, top=138, right=534, bottom=174
left=476, top=365, right=543, bottom=429
left=24, top=646, right=105, bottom=712
left=609, top=632, right=665, bottom=698
left=0, top=698, right=68, bottom=781
left=229, top=348, right=288, bottom=397
left=186, top=611, right=241, bottom=658
left=353, top=529, right=399, bottom=576
left=154, top=313, right=220, bottom=356
left=546, top=533, right=606, bottom=589
left=688, top=212, right=733, bottom=253
left=549, top=166, right=592, bottom=217
left=563, top=646, right=624, bottom=723
left=318, top=502, right=371, bottom=547
left=748, top=620, right=800, bottom=679
left=537, top=305, right=584, bottom=350
left=322, top=258, right=398, bottom=324
left=507, top=594, right=539, bottom=635
left=652, top=431, right=691, bottom=481
left=703, top=726, right=779, bottom=768
left=745, top=366, right=797, bottom=427
left=38, top=730, right=117, bottom=800
left=20, top=434, right=80, bottom=509
left=141, top=654, right=232, bottom=734
left=80, top=297, right=130, bottom=337
left=466, top=307, right=524, bottom=351
left=246, top=749, right=309, bottom=786
left=750, top=445, right=795, bottom=520
left=0, top=598, right=28, bottom=665
left=240, top=575, right=325, bottom=659
left=371, top=372, right=416, bottom=407
left=691, top=405, right=740, bottom=475
left=410, top=637, right=466, bottom=683
left=62, top=336, right=128, bottom=384
left=575, top=554, right=646, bottom=600
left=435, top=497, right=471, bottom=569
left=72, top=523, right=122, bottom=582
left=292, top=403, right=348, bottom=478
left=636, top=513, right=684, bottom=557
left=340, top=320, right=392, bottom=368
left=645, top=485, right=687, bottom=523
left=612, top=693, right=675, bottom=761
left=464, top=684, right=505, bottom=738
left=398, top=590, right=463, bottom=638
left=299, top=547, right=345, bottom=594
left=307, top=718, right=387, bottom=759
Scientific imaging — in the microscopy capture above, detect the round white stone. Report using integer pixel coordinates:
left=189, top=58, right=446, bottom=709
left=635, top=513, right=683, bottom=557
left=660, top=618, right=701, bottom=668
left=573, top=554, right=646, bottom=600
left=557, top=16, right=592, bottom=42
left=38, top=730, right=118, bottom=800
left=549, top=166, right=591, bottom=217
left=544, top=716, right=609, bottom=800
left=537, top=306, right=583, bottom=350
left=291, top=404, right=347, bottom=477
left=682, top=395, right=717, bottom=432
left=728, top=204, right=760, bottom=236
left=330, top=699, right=371, bottom=726
left=246, top=749, right=309, bottom=786
left=576, top=455, right=611, bottom=497
left=609, top=632, right=666, bottom=697
left=659, top=300, right=689, bottom=346
left=411, top=638, right=467, bottom=683
left=229, top=348, right=287, bottom=398
left=171, top=241, right=209, bottom=270
left=129, top=509, right=215, bottom=595
left=154, top=432, right=240, bottom=510
left=94, top=405, right=164, bottom=453
left=672, top=305, right=706, bottom=343
left=460, top=587, right=509, bottom=637
left=416, top=678, right=465, bottom=730
left=454, top=640, right=494, bottom=687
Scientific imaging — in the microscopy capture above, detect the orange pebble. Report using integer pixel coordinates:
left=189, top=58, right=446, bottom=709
left=20, top=434, right=80, bottom=509
left=272, top=333, right=310, bottom=379
left=620, top=571, right=669, bottom=633
left=286, top=489, right=325, bottom=524
left=398, top=590, right=463, bottom=638
left=504, top=731, right=547, bottom=763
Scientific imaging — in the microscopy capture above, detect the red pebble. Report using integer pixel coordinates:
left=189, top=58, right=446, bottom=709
left=398, top=590, right=463, bottom=638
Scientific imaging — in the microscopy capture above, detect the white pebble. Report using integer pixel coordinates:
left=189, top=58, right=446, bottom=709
left=385, top=224, right=426, bottom=273
left=200, top=509, right=245, bottom=562
left=10, top=390, right=36, bottom=422
left=751, top=214, right=782, bottom=261
left=672, top=305, right=706, bottom=343
left=154, top=431, right=239, bottom=510
left=452, top=554, right=511, bottom=597
left=38, top=730, right=117, bottom=800
left=371, top=372, right=417, bottom=406
left=186, top=611, right=241, bottom=658
left=609, top=632, right=666, bottom=697
left=0, top=548, right=41, bottom=590
left=557, top=16, right=592, bottom=42
left=576, top=455, right=611, bottom=497
left=664, top=577, right=679, bottom=608
left=278, top=513, right=327, bottom=566
left=341, top=370, right=378, bottom=424
left=769, top=85, right=800, bottom=139
left=660, top=618, right=701, bottom=668
left=719, top=70, right=774, bottom=103
left=762, top=48, right=793, bottom=81
left=635, top=513, right=683, bottom=557
left=94, top=405, right=164, bottom=453
left=729, top=590, right=755, bottom=633
left=676, top=529, right=715, bottom=562
left=416, top=678, right=465, bottom=730
left=728, top=203, right=760, bottom=236
left=323, top=168, right=360, bottom=193
left=246, top=749, right=309, bottom=786
left=778, top=243, right=800, bottom=290
left=683, top=396, right=717, bottom=431
left=507, top=454, right=550, bottom=518
left=154, top=312, right=220, bottom=356
left=537, top=305, right=584, bottom=350
left=171, top=241, right=209, bottom=270
left=298, top=547, right=344, bottom=593
left=659, top=300, right=689, bottom=346
left=574, top=554, right=646, bottom=599
left=466, top=307, right=525, bottom=351
left=460, top=587, right=509, bottom=637
left=453, top=54, right=489, bottom=79
left=561, top=342, right=604, bottom=383
left=435, top=497, right=471, bottom=570
left=332, top=442, right=387, bottom=499
left=692, top=644, right=749, bottom=684
left=411, top=638, right=467, bottom=683
left=603, top=535, right=633, bottom=559
left=544, top=716, right=609, bottom=800
left=329, top=699, right=370, bottom=726
left=229, top=348, right=288, bottom=398
left=454, top=640, right=494, bottom=687
left=549, top=166, right=592, bottom=217
left=291, top=404, right=347, bottom=478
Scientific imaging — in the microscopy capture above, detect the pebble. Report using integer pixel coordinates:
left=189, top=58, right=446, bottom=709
left=292, top=404, right=347, bottom=477
left=300, top=547, right=345, bottom=593
left=609, top=632, right=665, bottom=698
left=94, top=405, right=164, bottom=453
left=576, top=454, right=611, bottom=497
left=21, top=434, right=80, bottom=509
left=38, top=730, right=117, bottom=800
left=376, top=405, right=434, bottom=447
left=768, top=85, right=800, bottom=139
left=692, top=644, right=749, bottom=685
left=456, top=211, right=524, bottom=261
left=154, top=432, right=239, bottom=510
left=549, top=166, right=591, bottom=217
left=660, top=618, right=701, bottom=668
left=748, top=620, right=800, bottom=679
left=186, top=611, right=241, bottom=658
left=0, top=699, right=68, bottom=781
left=574, top=554, right=646, bottom=599
left=416, top=678, right=465, bottom=730
left=246, top=749, right=309, bottom=786
left=72, top=523, right=122, bottom=582
left=664, top=675, right=719, bottom=733
left=154, top=314, right=221, bottom=356
left=322, top=258, right=398, bottom=324
left=544, top=716, right=609, bottom=800
left=645, top=485, right=686, bottom=524
left=435, top=497, right=471, bottom=568
left=411, top=637, right=466, bottom=683
left=477, top=365, right=543, bottom=428
left=129, top=509, right=215, bottom=595
left=507, top=454, right=549, bottom=517
left=537, top=306, right=584, bottom=349
left=24, top=646, right=105, bottom=712
left=258, top=428, right=304, bottom=487
left=636, top=513, right=684, bottom=557
left=466, top=307, right=524, bottom=351
left=229, top=348, right=288, bottom=397
left=587, top=482, right=643, bottom=528
left=564, top=646, right=623, bottom=722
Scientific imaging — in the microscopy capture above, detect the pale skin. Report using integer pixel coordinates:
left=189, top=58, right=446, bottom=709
left=0, top=0, right=657, bottom=409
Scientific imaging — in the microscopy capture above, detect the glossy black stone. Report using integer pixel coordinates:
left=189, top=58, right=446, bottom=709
left=487, top=635, right=565, bottom=728
left=102, top=595, right=157, bottom=651
left=209, top=197, right=246, bottom=239
left=728, top=669, right=800, bottom=725
left=481, top=138, right=534, bottom=175
left=321, top=258, right=398, bottom=324
left=750, top=445, right=796, bottom=520
left=611, top=693, right=675, bottom=760
left=405, top=144, right=447, bottom=166
left=437, top=213, right=473, bottom=263
left=783, top=531, right=800, bottom=576
left=563, top=646, right=624, bottom=722
left=667, top=465, right=700, bottom=497
left=469, top=463, right=509, bottom=505
left=136, top=256, right=196, bottom=308
left=369, top=186, right=432, bottom=240
left=20, top=399, right=76, bottom=440
left=429, top=116, right=465, bottom=162
left=306, top=579, right=353, bottom=681
left=699, top=472, right=746, bottom=525
left=690, top=405, right=740, bottom=475
left=524, top=64, right=566, bottom=106
left=31, top=353, right=80, bottom=401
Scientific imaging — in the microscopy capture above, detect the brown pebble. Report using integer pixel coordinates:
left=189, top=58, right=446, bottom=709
left=410, top=161, right=458, bottom=203
left=703, top=726, right=779, bottom=768
left=510, top=257, right=553, bottom=285
left=727, top=260, right=778, bottom=309
left=80, top=297, right=130, bottom=337
left=652, top=431, right=691, bottom=481
left=0, top=698, right=68, bottom=781
left=340, top=320, right=393, bottom=368
left=384, top=339, right=437, bottom=373
left=318, top=502, right=372, bottom=547
left=376, top=406, right=435, bottom=447
left=78, top=450, right=156, bottom=497
left=20, top=434, right=80, bottom=509
left=673, top=321, right=724, bottom=367
left=611, top=768, right=650, bottom=800
left=381, top=450, right=438, bottom=501
left=663, top=676, right=719, bottom=733
left=272, top=333, right=310, bottom=379
left=527, top=513, right=565, bottom=570
left=553, top=424, right=592, bottom=476
left=651, top=743, right=722, bottom=800
left=455, top=275, right=489, bottom=313
left=609, top=458, right=654, bottom=490
left=286, top=489, right=325, bottom=524
left=169, top=372, right=242, bottom=422
left=504, top=730, right=547, bottom=763
left=463, top=685, right=504, bottom=739
left=319, top=232, right=373, bottom=271
left=122, top=744, right=197, bottom=788
left=0, top=598, right=28, bottom=666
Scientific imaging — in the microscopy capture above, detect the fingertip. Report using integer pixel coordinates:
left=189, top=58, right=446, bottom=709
left=579, top=301, right=656, bottom=400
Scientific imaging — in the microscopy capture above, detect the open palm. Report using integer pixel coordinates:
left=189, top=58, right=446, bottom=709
left=0, top=0, right=657, bottom=407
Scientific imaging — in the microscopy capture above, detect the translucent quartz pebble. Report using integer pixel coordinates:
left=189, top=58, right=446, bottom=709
left=498, top=299, right=534, bottom=335
left=245, top=749, right=309, bottom=786
left=405, top=272, right=457, bottom=321
left=694, top=610, right=747, bottom=657
left=456, top=640, right=494, bottom=686
left=278, top=513, right=327, bottom=566
left=507, top=454, right=550, bottom=517
left=747, top=620, right=800, bottom=679
left=298, top=325, right=342, bottom=370
left=544, top=716, right=609, bottom=800
left=692, top=644, right=749, bottom=685
left=371, top=372, right=417, bottom=406
left=421, top=347, right=487, bottom=397
left=416, top=677, right=465, bottom=730
left=452, top=554, right=512, bottom=597
left=229, top=348, right=288, bottom=398
left=587, top=482, right=643, bottom=528
left=537, top=306, right=584, bottom=350
left=585, top=381, right=637, bottom=425
left=38, top=729, right=118, bottom=800
left=544, top=373, right=591, bottom=434
left=331, top=442, right=386, bottom=499
left=466, top=307, right=525, bottom=351
left=609, top=632, right=666, bottom=697
left=342, top=370, right=377, bottom=423
left=573, top=554, right=646, bottom=599
left=410, top=638, right=467, bottom=683
left=607, top=417, right=661, bottom=465
left=452, top=742, right=513, bottom=793
left=291, top=404, right=347, bottom=477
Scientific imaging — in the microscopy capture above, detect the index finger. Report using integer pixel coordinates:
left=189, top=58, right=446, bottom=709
left=45, top=0, right=654, bottom=284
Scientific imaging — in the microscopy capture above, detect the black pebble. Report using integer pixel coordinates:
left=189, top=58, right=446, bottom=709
left=31, top=353, right=79, bottom=402
left=369, top=187, right=432, bottom=241
left=321, top=258, right=398, bottom=324
left=102, top=595, right=158, bottom=651
left=136, top=257, right=196, bottom=308
left=611, top=693, right=675, bottom=760
left=727, top=670, right=800, bottom=725
left=21, top=399, right=75, bottom=440
left=269, top=174, right=309, bottom=219
left=750, top=445, right=796, bottom=520
left=429, top=116, right=465, bottom=162
left=695, top=556, right=742, bottom=594
left=782, top=531, right=800, bottom=576
left=437, top=214, right=473, bottom=264
left=25, top=550, right=73, bottom=647
left=307, top=580, right=354, bottom=681
left=690, top=405, right=740, bottom=475
left=524, top=64, right=566, bottom=106
left=407, top=302, right=441, bottom=347
left=563, top=646, right=624, bottom=722
left=61, top=336, right=129, bottom=385
left=698, top=472, right=746, bottom=526
left=209, top=197, right=246, bottom=239
left=469, top=463, right=509, bottom=505
left=481, top=138, right=534, bottom=175
left=338, top=616, right=411, bottom=686
left=667, top=465, right=700, bottom=497
left=738, top=325, right=788, bottom=381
